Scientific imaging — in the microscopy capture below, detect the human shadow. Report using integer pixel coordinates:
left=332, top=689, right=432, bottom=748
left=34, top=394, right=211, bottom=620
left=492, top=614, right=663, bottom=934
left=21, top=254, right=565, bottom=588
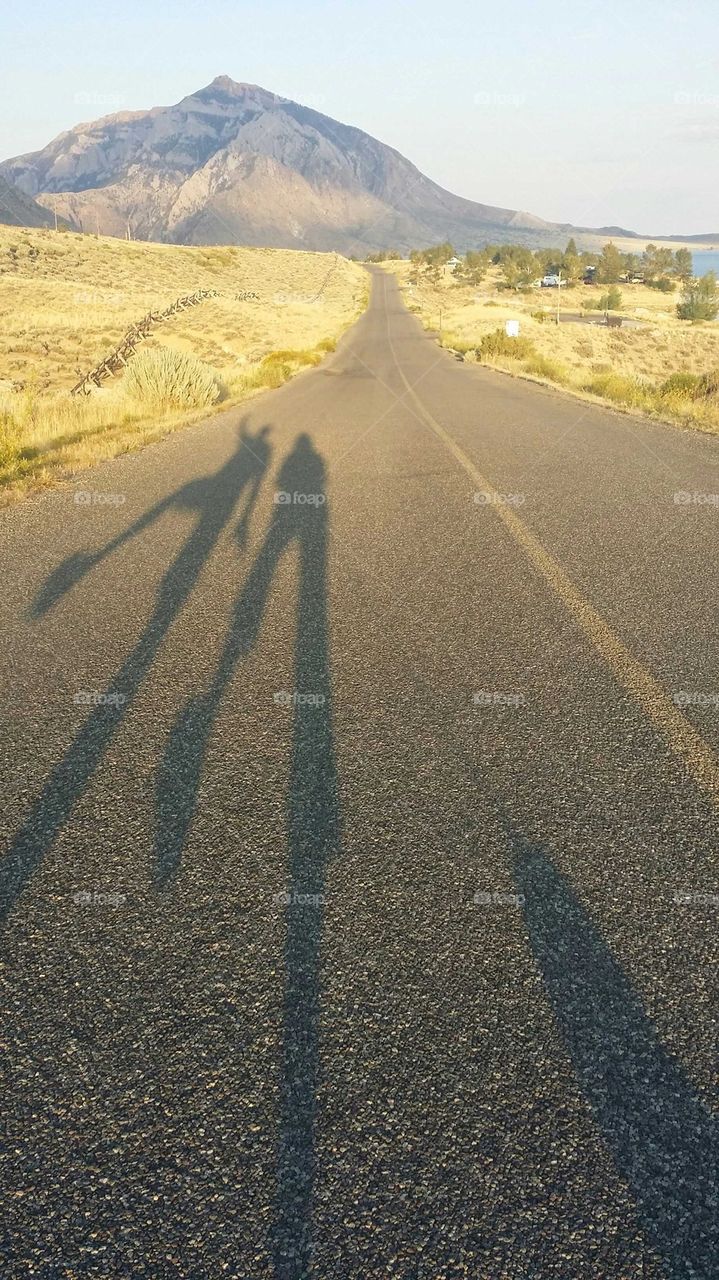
left=32, top=423, right=270, bottom=619
left=513, top=837, right=717, bottom=1280
left=153, top=433, right=339, bottom=1279
left=1, top=423, right=272, bottom=922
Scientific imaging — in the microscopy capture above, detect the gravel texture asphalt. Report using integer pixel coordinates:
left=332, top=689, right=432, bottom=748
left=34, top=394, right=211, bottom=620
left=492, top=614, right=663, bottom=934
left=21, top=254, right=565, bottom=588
left=0, top=268, right=717, bottom=1279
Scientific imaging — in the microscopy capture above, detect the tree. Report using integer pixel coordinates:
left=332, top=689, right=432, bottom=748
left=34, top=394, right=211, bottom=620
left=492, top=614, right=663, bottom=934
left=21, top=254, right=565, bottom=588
left=677, top=272, right=719, bottom=321
left=462, top=249, right=490, bottom=284
left=643, top=244, right=674, bottom=280
left=500, top=247, right=536, bottom=291
left=561, top=250, right=583, bottom=283
left=565, top=237, right=578, bottom=257
left=598, top=285, right=623, bottom=311
left=425, top=241, right=455, bottom=266
left=596, top=242, right=624, bottom=283
left=674, top=248, right=693, bottom=281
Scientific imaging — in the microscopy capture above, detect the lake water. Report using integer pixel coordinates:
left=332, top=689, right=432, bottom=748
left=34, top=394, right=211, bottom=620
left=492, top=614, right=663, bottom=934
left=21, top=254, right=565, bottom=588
left=689, top=249, right=719, bottom=276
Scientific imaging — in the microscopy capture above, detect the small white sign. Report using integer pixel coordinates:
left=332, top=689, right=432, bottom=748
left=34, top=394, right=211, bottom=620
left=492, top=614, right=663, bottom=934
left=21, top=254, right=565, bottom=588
left=505, top=320, right=520, bottom=337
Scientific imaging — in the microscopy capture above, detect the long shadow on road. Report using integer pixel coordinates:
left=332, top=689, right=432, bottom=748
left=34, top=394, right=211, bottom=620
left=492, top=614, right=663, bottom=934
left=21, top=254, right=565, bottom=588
left=0, top=421, right=272, bottom=921
left=154, top=433, right=339, bottom=1278
left=6, top=424, right=337, bottom=1277
left=514, top=839, right=716, bottom=1280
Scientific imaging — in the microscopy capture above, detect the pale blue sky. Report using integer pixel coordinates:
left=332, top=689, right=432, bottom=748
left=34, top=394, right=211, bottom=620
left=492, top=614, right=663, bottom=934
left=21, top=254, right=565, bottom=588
left=2, top=0, right=718, bottom=233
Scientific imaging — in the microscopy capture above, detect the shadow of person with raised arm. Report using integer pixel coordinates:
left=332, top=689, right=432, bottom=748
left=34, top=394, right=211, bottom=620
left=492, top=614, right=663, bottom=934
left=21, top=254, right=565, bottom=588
left=153, top=433, right=339, bottom=1279
left=511, top=832, right=716, bottom=1280
left=0, top=423, right=272, bottom=923
left=32, top=423, right=271, bottom=619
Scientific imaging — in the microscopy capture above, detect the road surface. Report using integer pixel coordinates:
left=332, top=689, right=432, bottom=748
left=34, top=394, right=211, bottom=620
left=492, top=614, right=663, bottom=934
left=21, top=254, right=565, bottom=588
left=1, top=268, right=716, bottom=1279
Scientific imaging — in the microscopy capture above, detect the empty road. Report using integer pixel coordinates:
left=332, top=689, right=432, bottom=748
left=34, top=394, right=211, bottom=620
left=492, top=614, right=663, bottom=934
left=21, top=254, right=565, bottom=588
left=1, top=268, right=717, bottom=1279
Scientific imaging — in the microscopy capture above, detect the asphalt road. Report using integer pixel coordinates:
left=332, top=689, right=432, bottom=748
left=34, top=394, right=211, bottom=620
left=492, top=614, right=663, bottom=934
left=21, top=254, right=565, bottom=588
left=1, top=268, right=717, bottom=1280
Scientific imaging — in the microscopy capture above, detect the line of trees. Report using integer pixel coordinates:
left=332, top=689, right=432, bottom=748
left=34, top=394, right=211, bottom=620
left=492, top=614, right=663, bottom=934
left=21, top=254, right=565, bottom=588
left=395, top=238, right=717, bottom=320
left=382, top=239, right=696, bottom=284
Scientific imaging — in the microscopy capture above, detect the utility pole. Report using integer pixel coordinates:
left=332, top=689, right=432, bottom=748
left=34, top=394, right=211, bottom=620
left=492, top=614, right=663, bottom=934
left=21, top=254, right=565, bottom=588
left=439, top=307, right=443, bottom=340
left=53, top=201, right=58, bottom=233
left=556, top=270, right=562, bottom=325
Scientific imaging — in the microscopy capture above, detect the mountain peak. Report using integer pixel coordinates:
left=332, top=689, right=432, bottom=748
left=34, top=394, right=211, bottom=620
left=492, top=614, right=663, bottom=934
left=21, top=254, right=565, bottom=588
left=202, top=75, right=270, bottom=99
left=209, top=75, right=246, bottom=91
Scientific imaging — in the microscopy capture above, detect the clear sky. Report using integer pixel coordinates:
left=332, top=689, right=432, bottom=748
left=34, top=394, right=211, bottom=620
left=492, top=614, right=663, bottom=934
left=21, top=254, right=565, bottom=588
left=2, top=0, right=718, bottom=234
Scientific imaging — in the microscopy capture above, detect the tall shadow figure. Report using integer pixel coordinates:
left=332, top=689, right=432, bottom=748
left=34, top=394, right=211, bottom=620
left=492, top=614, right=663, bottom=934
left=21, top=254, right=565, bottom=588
left=513, top=837, right=716, bottom=1280
left=154, top=434, right=339, bottom=1279
left=1, top=423, right=272, bottom=922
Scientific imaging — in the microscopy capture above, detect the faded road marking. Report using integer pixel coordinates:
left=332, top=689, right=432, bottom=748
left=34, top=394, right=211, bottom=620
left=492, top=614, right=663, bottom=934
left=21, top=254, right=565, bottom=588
left=387, top=307, right=719, bottom=803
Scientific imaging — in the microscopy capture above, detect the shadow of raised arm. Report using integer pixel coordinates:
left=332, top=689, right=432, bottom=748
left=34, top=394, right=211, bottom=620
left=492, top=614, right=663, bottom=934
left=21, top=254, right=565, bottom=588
left=31, top=423, right=271, bottom=619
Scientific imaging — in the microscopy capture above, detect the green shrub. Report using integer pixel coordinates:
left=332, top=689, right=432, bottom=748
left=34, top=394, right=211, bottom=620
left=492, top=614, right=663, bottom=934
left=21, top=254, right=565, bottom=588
left=479, top=328, right=536, bottom=360
left=597, top=286, right=623, bottom=311
left=647, top=277, right=675, bottom=293
left=440, top=333, right=477, bottom=355
left=677, top=272, right=719, bottom=321
left=581, top=370, right=650, bottom=408
left=239, top=358, right=293, bottom=392
left=123, top=347, right=224, bottom=409
left=697, top=369, right=719, bottom=398
left=659, top=369, right=719, bottom=400
left=659, top=372, right=703, bottom=400
left=523, top=353, right=569, bottom=383
left=262, top=349, right=320, bottom=368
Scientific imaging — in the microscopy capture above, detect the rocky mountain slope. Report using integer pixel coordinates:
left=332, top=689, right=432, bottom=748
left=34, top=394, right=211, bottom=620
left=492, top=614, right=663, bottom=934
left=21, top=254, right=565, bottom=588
left=1, top=76, right=691, bottom=253
left=0, top=174, right=59, bottom=228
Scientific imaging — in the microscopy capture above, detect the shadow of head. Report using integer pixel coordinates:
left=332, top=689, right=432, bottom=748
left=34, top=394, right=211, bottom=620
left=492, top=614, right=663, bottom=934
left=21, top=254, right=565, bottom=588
left=513, top=835, right=717, bottom=1278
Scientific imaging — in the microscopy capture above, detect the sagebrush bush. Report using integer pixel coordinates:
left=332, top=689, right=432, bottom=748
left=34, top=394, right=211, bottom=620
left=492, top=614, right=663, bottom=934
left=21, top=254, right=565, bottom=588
left=479, top=328, right=536, bottom=360
left=262, top=349, right=322, bottom=368
left=123, top=347, right=224, bottom=408
left=698, top=369, right=719, bottom=398
left=523, top=353, right=569, bottom=383
left=581, top=371, right=651, bottom=408
left=659, top=372, right=703, bottom=400
left=440, top=333, right=477, bottom=355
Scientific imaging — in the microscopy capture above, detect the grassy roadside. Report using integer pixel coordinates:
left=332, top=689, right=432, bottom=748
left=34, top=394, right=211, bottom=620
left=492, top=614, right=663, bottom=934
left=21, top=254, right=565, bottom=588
left=383, top=261, right=719, bottom=435
left=0, top=227, right=369, bottom=503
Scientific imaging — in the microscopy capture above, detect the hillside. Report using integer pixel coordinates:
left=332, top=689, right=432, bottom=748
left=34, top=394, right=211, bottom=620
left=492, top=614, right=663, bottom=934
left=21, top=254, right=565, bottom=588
left=384, top=259, right=719, bottom=434
left=0, top=175, right=58, bottom=229
left=0, top=225, right=367, bottom=499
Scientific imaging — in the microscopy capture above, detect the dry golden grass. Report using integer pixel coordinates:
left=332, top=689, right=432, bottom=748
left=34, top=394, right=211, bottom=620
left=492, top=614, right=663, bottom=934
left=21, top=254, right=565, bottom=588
left=385, top=260, right=719, bottom=434
left=0, top=226, right=368, bottom=501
